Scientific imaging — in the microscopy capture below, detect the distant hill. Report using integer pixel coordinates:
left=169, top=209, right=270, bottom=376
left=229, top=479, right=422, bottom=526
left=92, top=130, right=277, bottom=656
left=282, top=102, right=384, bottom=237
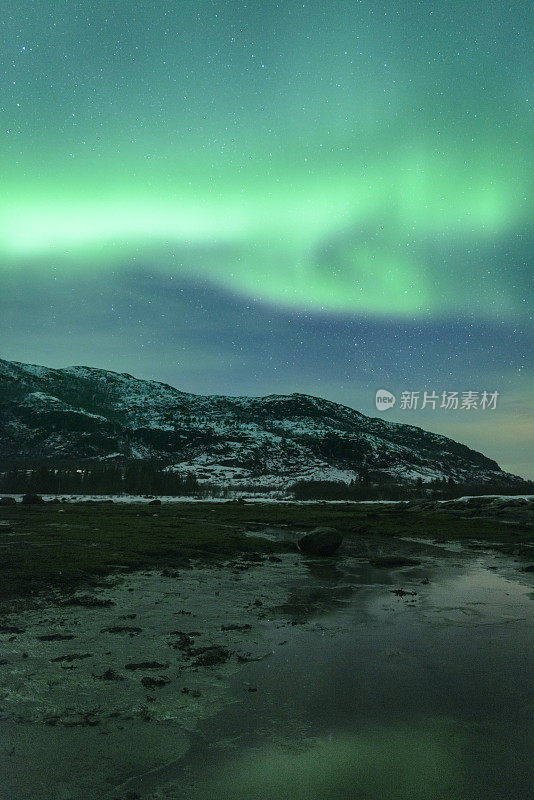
left=0, top=358, right=525, bottom=489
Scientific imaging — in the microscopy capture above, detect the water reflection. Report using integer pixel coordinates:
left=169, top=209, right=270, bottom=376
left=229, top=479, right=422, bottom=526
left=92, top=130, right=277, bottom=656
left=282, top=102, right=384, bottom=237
left=114, top=547, right=534, bottom=800
left=184, top=717, right=468, bottom=800
left=277, top=558, right=356, bottom=623
left=167, top=553, right=534, bottom=800
left=277, top=546, right=429, bottom=625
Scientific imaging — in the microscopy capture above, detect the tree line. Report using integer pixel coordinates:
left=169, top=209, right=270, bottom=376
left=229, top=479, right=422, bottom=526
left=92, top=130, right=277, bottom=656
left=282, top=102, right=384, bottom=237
left=0, top=463, right=199, bottom=496
left=1, top=465, right=531, bottom=500
left=291, top=476, right=533, bottom=501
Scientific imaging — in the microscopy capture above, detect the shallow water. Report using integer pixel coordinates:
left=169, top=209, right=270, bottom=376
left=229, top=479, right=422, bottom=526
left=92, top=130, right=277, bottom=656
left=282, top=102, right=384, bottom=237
left=119, top=551, right=534, bottom=800
left=1, top=544, right=533, bottom=800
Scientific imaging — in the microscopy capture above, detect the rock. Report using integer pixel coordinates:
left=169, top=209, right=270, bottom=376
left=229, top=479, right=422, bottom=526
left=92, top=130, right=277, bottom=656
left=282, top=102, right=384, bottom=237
left=190, top=645, right=232, bottom=666
left=141, top=675, right=171, bottom=689
left=297, top=527, right=343, bottom=556
left=182, top=687, right=201, bottom=697
left=167, top=631, right=199, bottom=651
left=523, top=565, right=534, bottom=572
left=51, top=653, right=92, bottom=662
left=61, top=595, right=115, bottom=608
left=125, top=661, right=169, bottom=670
left=80, top=712, right=99, bottom=726
left=221, top=623, right=252, bottom=631
left=37, top=633, right=75, bottom=641
left=21, top=493, right=44, bottom=504
left=94, top=668, right=125, bottom=681
left=148, top=498, right=161, bottom=505
left=0, top=497, right=16, bottom=505
left=236, top=651, right=271, bottom=663
left=370, top=556, right=421, bottom=568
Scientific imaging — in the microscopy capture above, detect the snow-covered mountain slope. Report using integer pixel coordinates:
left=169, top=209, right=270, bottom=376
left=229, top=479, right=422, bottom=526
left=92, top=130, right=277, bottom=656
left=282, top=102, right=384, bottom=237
left=0, top=358, right=523, bottom=487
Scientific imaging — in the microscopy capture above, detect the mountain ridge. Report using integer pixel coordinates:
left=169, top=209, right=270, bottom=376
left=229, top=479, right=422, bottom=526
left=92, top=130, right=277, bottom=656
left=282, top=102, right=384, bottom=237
left=0, top=358, right=525, bottom=488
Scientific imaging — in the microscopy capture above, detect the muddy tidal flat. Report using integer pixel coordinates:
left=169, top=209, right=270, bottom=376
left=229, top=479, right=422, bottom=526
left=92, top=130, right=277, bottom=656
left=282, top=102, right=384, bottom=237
left=1, top=497, right=534, bottom=800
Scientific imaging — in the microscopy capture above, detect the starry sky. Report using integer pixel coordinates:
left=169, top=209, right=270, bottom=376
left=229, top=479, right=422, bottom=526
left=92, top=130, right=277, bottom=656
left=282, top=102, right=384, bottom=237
left=1, top=1, right=533, bottom=478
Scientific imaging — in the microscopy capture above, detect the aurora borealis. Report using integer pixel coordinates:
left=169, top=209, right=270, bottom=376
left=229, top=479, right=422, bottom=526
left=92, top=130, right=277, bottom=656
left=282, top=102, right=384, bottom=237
left=1, top=1, right=533, bottom=476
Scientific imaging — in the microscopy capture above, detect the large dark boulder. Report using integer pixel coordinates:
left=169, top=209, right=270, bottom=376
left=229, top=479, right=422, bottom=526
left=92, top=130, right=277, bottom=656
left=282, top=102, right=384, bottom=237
left=297, top=527, right=343, bottom=556
left=0, top=496, right=16, bottom=505
left=21, top=493, right=44, bottom=504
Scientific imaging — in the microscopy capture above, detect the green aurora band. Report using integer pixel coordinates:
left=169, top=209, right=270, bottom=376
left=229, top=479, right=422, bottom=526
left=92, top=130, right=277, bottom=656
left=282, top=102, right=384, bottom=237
left=1, top=0, right=532, bottom=318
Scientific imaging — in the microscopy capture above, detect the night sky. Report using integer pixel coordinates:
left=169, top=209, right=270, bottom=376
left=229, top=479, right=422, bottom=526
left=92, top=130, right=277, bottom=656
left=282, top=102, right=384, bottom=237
left=1, top=1, right=532, bottom=478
